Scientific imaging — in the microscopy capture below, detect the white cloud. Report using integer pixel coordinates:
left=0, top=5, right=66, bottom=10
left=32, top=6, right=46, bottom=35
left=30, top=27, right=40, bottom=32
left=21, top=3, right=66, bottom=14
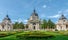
left=58, top=9, right=68, bottom=16
left=48, top=14, right=61, bottom=18
left=16, top=18, right=23, bottom=23
left=48, top=9, right=68, bottom=18
left=12, top=19, right=28, bottom=24
left=23, top=19, right=28, bottom=24
left=42, top=5, right=47, bottom=8
left=23, top=20, right=28, bottom=23
left=12, top=19, right=17, bottom=23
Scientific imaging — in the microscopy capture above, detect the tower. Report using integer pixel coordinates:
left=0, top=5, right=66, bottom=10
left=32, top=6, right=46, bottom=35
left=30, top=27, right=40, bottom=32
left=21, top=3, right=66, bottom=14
left=28, top=9, right=40, bottom=30
left=0, top=15, right=13, bottom=31
left=56, top=14, right=68, bottom=31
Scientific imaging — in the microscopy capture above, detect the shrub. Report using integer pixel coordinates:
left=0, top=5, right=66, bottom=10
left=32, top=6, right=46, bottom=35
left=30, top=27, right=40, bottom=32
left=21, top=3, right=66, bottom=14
left=0, top=33, right=9, bottom=37
left=16, top=31, right=55, bottom=40
left=0, top=32, right=17, bottom=38
left=9, top=32, right=17, bottom=35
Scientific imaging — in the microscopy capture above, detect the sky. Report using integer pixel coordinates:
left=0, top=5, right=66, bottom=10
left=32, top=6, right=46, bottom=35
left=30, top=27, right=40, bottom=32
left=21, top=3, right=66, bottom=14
left=0, top=0, right=68, bottom=24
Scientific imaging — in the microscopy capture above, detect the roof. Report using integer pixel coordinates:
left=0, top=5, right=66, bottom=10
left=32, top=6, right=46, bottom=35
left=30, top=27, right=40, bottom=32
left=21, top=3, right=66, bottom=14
left=3, top=15, right=11, bottom=20
left=59, top=14, right=67, bottom=20
left=31, top=9, right=38, bottom=16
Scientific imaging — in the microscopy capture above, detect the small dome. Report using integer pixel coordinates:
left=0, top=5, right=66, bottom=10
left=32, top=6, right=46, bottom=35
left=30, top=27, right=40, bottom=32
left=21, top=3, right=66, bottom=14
left=31, top=9, right=38, bottom=16
left=59, top=14, right=67, bottom=20
left=3, top=15, right=10, bottom=20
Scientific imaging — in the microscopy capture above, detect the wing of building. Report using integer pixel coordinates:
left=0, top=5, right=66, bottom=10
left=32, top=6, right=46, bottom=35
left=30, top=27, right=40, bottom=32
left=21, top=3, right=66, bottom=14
left=56, top=14, right=68, bottom=31
left=27, top=9, right=40, bottom=30
left=0, top=15, right=13, bottom=31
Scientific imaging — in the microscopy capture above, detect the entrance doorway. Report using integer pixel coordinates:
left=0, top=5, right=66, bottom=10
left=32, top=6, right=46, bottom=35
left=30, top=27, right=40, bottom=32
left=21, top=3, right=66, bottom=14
left=33, top=26, right=35, bottom=30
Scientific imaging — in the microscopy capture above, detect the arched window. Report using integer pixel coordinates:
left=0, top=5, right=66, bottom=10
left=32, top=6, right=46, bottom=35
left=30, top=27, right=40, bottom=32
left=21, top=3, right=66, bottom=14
left=60, top=26, right=62, bottom=30
left=8, top=27, right=9, bottom=29
left=66, top=25, right=68, bottom=28
left=33, top=23, right=36, bottom=25
left=2, top=26, right=4, bottom=29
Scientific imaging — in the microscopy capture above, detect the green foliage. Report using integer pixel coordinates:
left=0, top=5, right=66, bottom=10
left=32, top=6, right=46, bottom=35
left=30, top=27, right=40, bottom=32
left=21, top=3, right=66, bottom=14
left=16, top=31, right=54, bottom=40
left=47, top=19, right=55, bottom=29
left=0, top=31, right=68, bottom=40
left=0, top=32, right=17, bottom=38
left=41, top=19, right=55, bottom=29
left=13, top=22, right=24, bottom=29
left=25, top=24, right=28, bottom=28
left=41, top=19, right=47, bottom=29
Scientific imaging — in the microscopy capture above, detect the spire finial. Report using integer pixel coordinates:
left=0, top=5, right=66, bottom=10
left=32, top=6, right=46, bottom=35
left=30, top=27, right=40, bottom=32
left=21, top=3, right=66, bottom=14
left=6, top=14, right=8, bottom=17
left=31, top=8, right=38, bottom=16
left=6, top=10, right=9, bottom=17
left=59, top=13, right=67, bottom=20
left=33, top=8, right=36, bottom=13
left=61, top=13, right=64, bottom=16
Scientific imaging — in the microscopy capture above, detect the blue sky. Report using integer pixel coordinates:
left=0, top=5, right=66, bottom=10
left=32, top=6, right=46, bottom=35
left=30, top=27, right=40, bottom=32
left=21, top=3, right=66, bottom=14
left=0, top=0, right=68, bottom=24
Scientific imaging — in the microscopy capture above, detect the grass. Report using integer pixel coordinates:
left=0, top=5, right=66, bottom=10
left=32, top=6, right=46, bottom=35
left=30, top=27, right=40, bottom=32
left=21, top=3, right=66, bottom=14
left=0, top=31, right=68, bottom=40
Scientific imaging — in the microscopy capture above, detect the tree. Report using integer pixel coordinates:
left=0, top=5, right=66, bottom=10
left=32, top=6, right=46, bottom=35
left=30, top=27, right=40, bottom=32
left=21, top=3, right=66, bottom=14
left=41, top=19, right=47, bottom=29
left=13, top=22, right=24, bottom=29
left=47, top=19, right=55, bottom=29
left=13, top=22, right=19, bottom=29
left=18, top=22, right=24, bottom=29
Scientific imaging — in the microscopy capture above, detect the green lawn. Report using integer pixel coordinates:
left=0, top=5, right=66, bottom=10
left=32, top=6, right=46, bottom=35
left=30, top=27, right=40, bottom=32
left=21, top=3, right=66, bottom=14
left=0, top=31, right=68, bottom=40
